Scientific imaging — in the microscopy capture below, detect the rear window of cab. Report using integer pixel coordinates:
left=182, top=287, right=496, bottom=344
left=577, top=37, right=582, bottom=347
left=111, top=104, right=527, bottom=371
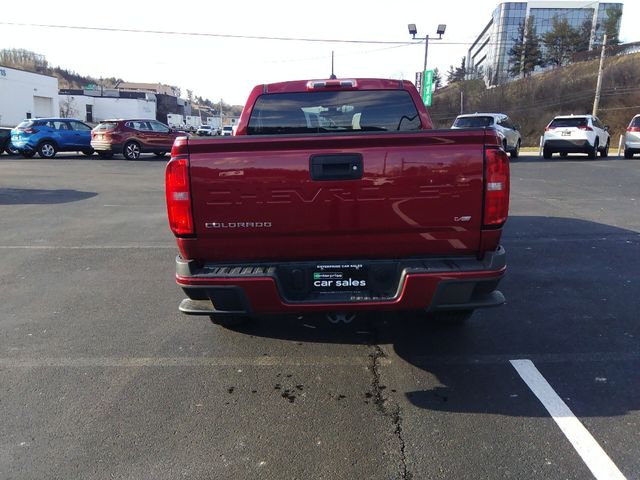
left=247, top=90, right=421, bottom=135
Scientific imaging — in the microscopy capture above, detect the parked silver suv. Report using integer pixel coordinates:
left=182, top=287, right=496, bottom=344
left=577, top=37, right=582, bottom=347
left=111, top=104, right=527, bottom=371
left=452, top=113, right=521, bottom=158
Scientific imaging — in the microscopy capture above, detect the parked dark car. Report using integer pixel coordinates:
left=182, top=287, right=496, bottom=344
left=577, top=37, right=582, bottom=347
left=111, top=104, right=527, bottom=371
left=91, top=119, right=184, bottom=160
left=10, top=118, right=94, bottom=158
left=0, top=127, right=18, bottom=155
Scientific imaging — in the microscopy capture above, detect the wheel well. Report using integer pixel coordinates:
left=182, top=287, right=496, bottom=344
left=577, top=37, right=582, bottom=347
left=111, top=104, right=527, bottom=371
left=37, top=138, right=58, bottom=149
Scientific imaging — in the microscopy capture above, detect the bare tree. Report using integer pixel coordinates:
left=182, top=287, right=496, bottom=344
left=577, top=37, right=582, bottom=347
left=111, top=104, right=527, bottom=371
left=59, top=97, right=78, bottom=118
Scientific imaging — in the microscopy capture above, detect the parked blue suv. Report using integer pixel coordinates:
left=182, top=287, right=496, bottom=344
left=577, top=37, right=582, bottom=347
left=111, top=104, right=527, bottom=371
left=11, top=118, right=94, bottom=158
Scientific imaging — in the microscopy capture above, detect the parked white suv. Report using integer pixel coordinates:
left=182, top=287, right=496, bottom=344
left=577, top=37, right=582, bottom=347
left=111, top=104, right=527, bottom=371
left=196, top=125, right=216, bottom=136
left=452, top=113, right=521, bottom=158
left=624, top=114, right=640, bottom=159
left=543, top=115, right=610, bottom=159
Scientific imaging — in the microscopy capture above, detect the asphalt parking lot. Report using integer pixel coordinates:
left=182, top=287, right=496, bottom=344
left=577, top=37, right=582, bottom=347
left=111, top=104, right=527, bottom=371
left=1, top=152, right=639, bottom=480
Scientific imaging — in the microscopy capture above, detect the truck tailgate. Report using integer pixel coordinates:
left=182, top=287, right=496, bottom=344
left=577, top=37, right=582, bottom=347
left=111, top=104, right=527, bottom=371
left=183, top=130, right=486, bottom=262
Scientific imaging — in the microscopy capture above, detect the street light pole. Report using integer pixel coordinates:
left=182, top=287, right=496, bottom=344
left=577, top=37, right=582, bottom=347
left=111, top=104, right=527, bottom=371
left=408, top=24, right=445, bottom=101
left=422, top=35, right=429, bottom=99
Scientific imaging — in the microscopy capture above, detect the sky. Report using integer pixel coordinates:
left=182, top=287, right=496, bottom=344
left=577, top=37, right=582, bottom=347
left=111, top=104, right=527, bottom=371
left=0, top=0, right=637, bottom=106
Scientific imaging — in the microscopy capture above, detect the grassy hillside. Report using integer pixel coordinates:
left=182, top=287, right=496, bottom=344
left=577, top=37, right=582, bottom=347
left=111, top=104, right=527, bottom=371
left=429, top=53, right=640, bottom=146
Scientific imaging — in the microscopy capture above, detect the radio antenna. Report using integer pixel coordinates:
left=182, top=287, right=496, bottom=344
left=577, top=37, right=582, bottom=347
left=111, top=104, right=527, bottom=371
left=329, top=51, right=337, bottom=79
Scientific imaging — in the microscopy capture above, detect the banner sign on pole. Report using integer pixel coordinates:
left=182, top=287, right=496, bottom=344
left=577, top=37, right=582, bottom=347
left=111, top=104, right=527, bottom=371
left=423, top=69, right=434, bottom=107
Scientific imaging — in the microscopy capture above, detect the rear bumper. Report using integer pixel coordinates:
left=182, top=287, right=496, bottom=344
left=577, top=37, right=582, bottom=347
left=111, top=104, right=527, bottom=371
left=11, top=139, right=36, bottom=152
left=90, top=141, right=122, bottom=152
left=624, top=140, right=640, bottom=152
left=175, top=247, right=506, bottom=316
left=544, top=139, right=591, bottom=152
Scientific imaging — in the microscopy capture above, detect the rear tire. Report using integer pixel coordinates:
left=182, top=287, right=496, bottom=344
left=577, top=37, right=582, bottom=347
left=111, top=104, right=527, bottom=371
left=98, top=151, right=114, bottom=159
left=511, top=140, right=520, bottom=159
left=82, top=149, right=94, bottom=156
left=209, top=314, right=251, bottom=328
left=542, top=146, right=552, bottom=159
left=6, top=144, right=19, bottom=155
left=587, top=140, right=598, bottom=159
left=154, top=152, right=167, bottom=158
left=22, top=151, right=35, bottom=158
left=624, top=149, right=633, bottom=159
left=429, top=310, right=474, bottom=325
left=38, top=141, right=57, bottom=159
left=600, top=141, right=609, bottom=158
left=123, top=141, right=141, bottom=160
left=560, top=152, right=568, bottom=158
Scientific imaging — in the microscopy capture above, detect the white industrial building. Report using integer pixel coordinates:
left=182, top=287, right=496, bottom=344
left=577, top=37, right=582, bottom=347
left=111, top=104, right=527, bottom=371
left=0, top=65, right=59, bottom=127
left=58, top=89, right=157, bottom=124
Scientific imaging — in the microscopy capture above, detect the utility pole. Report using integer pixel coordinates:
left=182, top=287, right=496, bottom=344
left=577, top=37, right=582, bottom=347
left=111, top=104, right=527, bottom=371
left=592, top=34, right=607, bottom=116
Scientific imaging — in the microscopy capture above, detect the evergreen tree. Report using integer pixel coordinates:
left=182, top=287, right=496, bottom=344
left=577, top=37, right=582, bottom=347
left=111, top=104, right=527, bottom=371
left=577, top=19, right=593, bottom=52
left=455, top=57, right=467, bottom=81
left=433, top=68, right=443, bottom=90
left=446, top=65, right=457, bottom=84
left=542, top=16, right=582, bottom=68
left=601, top=7, right=622, bottom=46
left=509, top=17, right=544, bottom=77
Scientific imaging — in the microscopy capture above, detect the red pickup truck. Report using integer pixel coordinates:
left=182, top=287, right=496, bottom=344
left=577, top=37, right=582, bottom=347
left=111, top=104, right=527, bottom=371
left=166, top=78, right=509, bottom=326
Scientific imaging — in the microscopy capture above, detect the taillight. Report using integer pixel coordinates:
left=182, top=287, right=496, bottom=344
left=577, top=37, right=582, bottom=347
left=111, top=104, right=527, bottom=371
left=578, top=125, right=593, bottom=131
left=24, top=128, right=39, bottom=134
left=628, top=127, right=640, bottom=132
left=483, top=147, right=510, bottom=227
left=165, top=156, right=194, bottom=236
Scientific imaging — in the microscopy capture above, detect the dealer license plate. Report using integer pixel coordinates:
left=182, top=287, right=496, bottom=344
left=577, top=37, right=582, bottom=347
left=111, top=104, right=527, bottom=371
left=311, top=264, right=368, bottom=293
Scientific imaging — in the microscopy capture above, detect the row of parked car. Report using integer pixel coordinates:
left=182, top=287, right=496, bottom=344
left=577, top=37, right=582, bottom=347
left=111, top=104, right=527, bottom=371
left=195, top=125, right=234, bottom=136
left=2, top=113, right=639, bottom=160
left=450, top=112, right=640, bottom=159
left=0, top=117, right=238, bottom=160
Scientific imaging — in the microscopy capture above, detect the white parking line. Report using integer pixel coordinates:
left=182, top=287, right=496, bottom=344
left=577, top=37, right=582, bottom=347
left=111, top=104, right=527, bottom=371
left=510, top=359, right=626, bottom=480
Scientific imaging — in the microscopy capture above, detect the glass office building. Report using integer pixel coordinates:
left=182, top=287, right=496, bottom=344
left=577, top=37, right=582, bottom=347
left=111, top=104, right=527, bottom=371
left=467, top=1, right=623, bottom=86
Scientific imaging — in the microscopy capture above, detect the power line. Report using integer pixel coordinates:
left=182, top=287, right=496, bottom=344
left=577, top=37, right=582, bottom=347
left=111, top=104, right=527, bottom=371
left=599, top=104, right=640, bottom=112
left=430, top=87, right=640, bottom=120
left=0, top=21, right=415, bottom=45
left=0, top=21, right=588, bottom=48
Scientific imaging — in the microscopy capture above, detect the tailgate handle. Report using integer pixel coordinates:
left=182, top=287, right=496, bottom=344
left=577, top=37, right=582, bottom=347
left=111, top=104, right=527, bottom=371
left=310, top=154, right=363, bottom=181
